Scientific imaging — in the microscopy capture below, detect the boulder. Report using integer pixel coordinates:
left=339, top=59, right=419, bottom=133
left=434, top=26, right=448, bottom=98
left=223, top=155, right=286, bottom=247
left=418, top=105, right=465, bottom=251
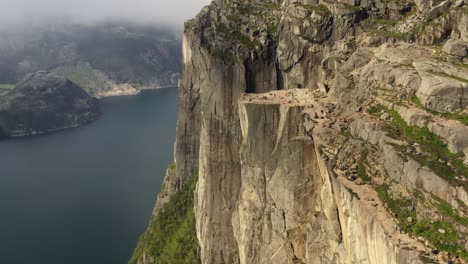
left=416, top=72, right=468, bottom=113
left=443, top=39, right=468, bottom=58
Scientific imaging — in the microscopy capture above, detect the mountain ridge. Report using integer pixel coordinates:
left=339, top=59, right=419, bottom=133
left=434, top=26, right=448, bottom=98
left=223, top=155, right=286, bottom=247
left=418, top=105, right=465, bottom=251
left=0, top=71, right=100, bottom=138
left=0, top=20, right=182, bottom=97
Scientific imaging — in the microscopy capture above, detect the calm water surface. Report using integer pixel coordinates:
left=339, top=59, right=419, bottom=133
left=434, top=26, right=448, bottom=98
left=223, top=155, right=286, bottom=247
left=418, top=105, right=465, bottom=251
left=0, top=88, right=178, bottom=264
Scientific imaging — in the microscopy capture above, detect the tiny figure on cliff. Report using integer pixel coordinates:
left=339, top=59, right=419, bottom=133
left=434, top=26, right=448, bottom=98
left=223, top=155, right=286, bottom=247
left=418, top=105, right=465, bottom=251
left=410, top=198, right=417, bottom=212
left=447, top=253, right=453, bottom=264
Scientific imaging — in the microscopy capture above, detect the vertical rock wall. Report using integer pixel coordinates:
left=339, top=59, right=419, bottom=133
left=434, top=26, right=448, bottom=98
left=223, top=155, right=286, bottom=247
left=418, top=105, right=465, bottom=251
left=233, top=92, right=429, bottom=264
left=141, top=0, right=468, bottom=263
left=234, top=103, right=341, bottom=263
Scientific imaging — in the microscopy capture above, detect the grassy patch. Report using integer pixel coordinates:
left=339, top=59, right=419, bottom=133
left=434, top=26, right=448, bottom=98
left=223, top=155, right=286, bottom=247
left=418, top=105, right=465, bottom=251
left=412, top=220, right=464, bottom=255
left=383, top=110, right=468, bottom=183
left=367, top=104, right=386, bottom=116
left=435, top=197, right=468, bottom=226
left=429, top=71, right=468, bottom=83
left=377, top=184, right=468, bottom=261
left=369, top=18, right=424, bottom=40
left=168, top=161, right=176, bottom=173
left=435, top=111, right=468, bottom=126
left=51, top=63, right=109, bottom=95
left=215, top=24, right=261, bottom=49
left=267, top=19, right=280, bottom=34
left=376, top=183, right=416, bottom=232
left=205, top=44, right=238, bottom=64
left=0, top=84, right=15, bottom=90
left=129, top=173, right=200, bottom=264
left=375, top=19, right=398, bottom=26
left=370, top=30, right=408, bottom=40
left=368, top=106, right=467, bottom=179
left=410, top=94, right=468, bottom=126
left=358, top=148, right=371, bottom=182
left=410, top=95, right=422, bottom=106
left=298, top=3, right=331, bottom=16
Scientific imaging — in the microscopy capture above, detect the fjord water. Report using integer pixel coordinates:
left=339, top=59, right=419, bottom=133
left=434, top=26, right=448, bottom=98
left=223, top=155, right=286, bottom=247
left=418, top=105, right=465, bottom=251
left=0, top=88, right=177, bottom=264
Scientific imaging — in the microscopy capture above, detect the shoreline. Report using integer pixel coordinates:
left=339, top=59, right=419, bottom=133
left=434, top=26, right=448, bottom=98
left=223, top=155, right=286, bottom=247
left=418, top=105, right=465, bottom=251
left=96, top=85, right=177, bottom=99
left=2, top=86, right=177, bottom=141
left=1, top=117, right=100, bottom=142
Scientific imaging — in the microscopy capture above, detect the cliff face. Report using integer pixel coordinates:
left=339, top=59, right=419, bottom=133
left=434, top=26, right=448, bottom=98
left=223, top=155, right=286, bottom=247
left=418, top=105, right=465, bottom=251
left=134, top=0, right=468, bottom=263
left=235, top=90, right=429, bottom=264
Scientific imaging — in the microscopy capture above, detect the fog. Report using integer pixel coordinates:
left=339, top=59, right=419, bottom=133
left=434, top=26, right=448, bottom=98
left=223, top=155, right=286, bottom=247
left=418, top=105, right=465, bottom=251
left=0, top=0, right=212, bottom=28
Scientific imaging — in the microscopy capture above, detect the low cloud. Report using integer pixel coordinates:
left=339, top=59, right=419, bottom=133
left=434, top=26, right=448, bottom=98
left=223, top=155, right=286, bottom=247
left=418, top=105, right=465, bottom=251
left=0, top=0, right=212, bottom=27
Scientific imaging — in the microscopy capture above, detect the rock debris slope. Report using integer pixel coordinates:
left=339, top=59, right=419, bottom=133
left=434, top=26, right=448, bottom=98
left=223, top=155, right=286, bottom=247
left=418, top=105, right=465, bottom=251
left=133, top=0, right=468, bottom=263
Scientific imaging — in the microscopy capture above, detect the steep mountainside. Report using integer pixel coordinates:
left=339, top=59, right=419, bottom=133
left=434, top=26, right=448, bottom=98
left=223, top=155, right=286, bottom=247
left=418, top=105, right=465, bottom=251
left=132, top=0, right=468, bottom=263
left=0, top=71, right=99, bottom=138
left=0, top=20, right=181, bottom=97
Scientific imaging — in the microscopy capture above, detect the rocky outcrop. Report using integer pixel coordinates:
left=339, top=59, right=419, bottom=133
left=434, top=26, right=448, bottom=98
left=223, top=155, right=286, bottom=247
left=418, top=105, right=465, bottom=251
left=95, top=83, right=140, bottom=98
left=234, top=91, right=337, bottom=264
left=0, top=71, right=99, bottom=138
left=443, top=39, right=468, bottom=63
left=50, top=62, right=141, bottom=98
left=133, top=0, right=468, bottom=263
left=233, top=90, right=430, bottom=264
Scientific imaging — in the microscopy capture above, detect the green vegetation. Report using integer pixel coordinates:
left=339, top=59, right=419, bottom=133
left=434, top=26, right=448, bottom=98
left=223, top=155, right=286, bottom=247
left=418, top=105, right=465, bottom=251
left=357, top=148, right=371, bottom=182
left=376, top=184, right=468, bottom=261
left=435, top=197, right=468, bottom=227
left=237, top=2, right=258, bottom=16
left=205, top=22, right=264, bottom=63
left=412, top=221, right=463, bottom=255
left=267, top=19, right=280, bottom=34
left=383, top=109, right=468, bottom=183
left=376, top=184, right=416, bottom=232
left=51, top=63, right=109, bottom=95
left=129, top=173, right=200, bottom=264
left=314, top=4, right=332, bottom=16
left=369, top=16, right=425, bottom=41
left=410, top=94, right=468, bottom=126
left=375, top=19, right=398, bottom=26
left=367, top=104, right=386, bottom=116
left=299, top=3, right=331, bottom=16
left=369, top=30, right=408, bottom=40
left=438, top=112, right=468, bottom=126
left=345, top=38, right=357, bottom=52
left=429, top=71, right=468, bottom=83
left=205, top=44, right=238, bottom=64
left=269, top=2, right=282, bottom=11
left=160, top=162, right=177, bottom=194
left=0, top=84, right=15, bottom=90
left=215, top=24, right=261, bottom=49
left=368, top=103, right=468, bottom=182
left=410, top=94, right=422, bottom=106
left=342, top=4, right=362, bottom=11
left=168, top=161, right=176, bottom=173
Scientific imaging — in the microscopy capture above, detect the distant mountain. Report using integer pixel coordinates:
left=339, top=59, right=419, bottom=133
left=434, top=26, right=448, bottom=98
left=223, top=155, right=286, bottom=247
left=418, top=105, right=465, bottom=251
left=0, top=20, right=182, bottom=97
left=0, top=71, right=100, bottom=138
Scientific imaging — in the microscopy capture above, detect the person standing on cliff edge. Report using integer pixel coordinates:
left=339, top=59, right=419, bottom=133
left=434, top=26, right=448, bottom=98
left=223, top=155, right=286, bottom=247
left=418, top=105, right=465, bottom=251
left=447, top=253, right=453, bottom=264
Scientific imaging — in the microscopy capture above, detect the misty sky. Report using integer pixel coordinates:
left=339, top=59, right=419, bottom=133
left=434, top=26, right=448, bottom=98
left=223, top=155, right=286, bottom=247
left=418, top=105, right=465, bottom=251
left=0, top=0, right=212, bottom=27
